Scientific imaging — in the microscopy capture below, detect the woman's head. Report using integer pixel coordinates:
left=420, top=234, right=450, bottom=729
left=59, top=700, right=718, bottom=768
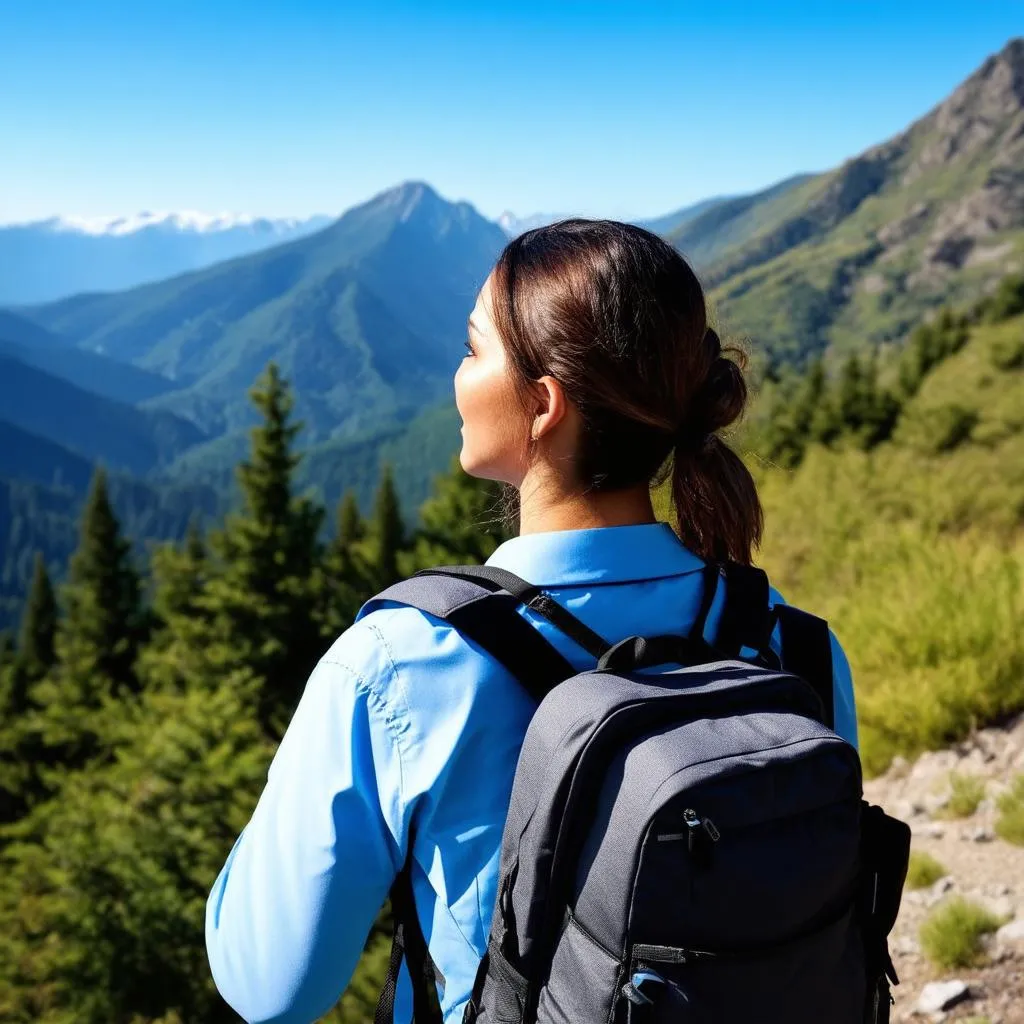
left=454, top=219, right=763, bottom=564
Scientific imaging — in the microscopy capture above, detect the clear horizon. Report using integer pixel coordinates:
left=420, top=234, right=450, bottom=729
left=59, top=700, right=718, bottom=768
left=1, top=1, right=1021, bottom=226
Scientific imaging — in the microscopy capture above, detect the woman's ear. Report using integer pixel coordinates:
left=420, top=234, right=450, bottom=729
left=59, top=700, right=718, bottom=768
left=530, top=375, right=568, bottom=441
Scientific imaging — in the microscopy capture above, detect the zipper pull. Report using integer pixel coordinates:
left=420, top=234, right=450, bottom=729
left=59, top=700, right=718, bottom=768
left=683, top=808, right=701, bottom=854
left=684, top=808, right=719, bottom=867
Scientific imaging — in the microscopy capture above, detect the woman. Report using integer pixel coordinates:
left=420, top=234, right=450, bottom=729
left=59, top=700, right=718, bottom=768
left=205, top=220, right=857, bottom=1024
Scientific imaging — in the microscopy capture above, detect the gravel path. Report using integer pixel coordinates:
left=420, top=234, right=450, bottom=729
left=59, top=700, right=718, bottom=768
left=863, top=715, right=1024, bottom=1022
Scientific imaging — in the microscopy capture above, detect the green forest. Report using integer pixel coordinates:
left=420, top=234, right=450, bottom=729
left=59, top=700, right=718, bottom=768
left=0, top=271, right=1022, bottom=1022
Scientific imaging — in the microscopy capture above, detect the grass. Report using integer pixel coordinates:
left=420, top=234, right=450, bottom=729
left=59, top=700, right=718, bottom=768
left=919, top=897, right=1004, bottom=970
left=937, top=772, right=986, bottom=819
left=995, top=775, right=1024, bottom=846
left=906, top=850, right=948, bottom=890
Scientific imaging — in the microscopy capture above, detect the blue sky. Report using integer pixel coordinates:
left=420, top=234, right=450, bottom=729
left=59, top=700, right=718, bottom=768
left=0, top=0, right=1020, bottom=224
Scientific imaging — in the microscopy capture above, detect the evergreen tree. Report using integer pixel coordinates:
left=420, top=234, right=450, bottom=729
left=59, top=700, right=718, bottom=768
left=203, top=364, right=325, bottom=736
left=0, top=631, right=13, bottom=669
left=367, top=465, right=405, bottom=588
left=322, top=491, right=369, bottom=638
left=405, top=457, right=510, bottom=572
left=136, top=523, right=211, bottom=695
left=16, top=554, right=58, bottom=687
left=152, top=521, right=207, bottom=628
left=30, top=467, right=147, bottom=773
left=337, top=489, right=365, bottom=546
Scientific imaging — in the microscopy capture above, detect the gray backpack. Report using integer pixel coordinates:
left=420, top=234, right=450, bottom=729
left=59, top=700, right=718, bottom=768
left=367, top=563, right=910, bottom=1024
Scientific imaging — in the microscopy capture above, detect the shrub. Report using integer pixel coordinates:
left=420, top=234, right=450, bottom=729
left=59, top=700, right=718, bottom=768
left=906, top=850, right=947, bottom=890
left=990, top=329, right=1024, bottom=371
left=937, top=772, right=986, bottom=819
left=919, top=897, right=1003, bottom=969
left=981, top=273, right=1024, bottom=324
left=900, top=402, right=979, bottom=454
left=995, top=775, right=1024, bottom=846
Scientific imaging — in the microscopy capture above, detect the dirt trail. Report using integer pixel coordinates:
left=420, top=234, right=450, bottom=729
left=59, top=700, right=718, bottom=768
left=863, top=715, right=1024, bottom=1021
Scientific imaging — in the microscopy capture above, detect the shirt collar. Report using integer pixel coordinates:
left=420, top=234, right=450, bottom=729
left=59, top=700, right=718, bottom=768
left=485, top=522, right=704, bottom=587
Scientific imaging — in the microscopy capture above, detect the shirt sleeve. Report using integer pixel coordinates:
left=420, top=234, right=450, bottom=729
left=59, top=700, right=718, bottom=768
left=205, top=625, right=406, bottom=1024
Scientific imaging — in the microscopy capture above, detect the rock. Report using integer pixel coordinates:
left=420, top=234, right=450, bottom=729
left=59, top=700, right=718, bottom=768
left=924, top=792, right=951, bottom=815
left=916, top=980, right=971, bottom=1014
left=912, top=821, right=946, bottom=838
left=894, top=799, right=926, bottom=820
left=892, top=935, right=920, bottom=956
left=985, top=895, right=1016, bottom=919
left=962, top=825, right=994, bottom=842
left=996, top=917, right=1024, bottom=943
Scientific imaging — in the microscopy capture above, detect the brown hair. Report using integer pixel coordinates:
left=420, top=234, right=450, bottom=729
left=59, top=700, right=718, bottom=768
left=489, top=219, right=763, bottom=565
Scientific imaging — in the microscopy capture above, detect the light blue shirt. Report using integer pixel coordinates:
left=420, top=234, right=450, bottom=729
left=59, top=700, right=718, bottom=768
left=206, top=523, right=857, bottom=1024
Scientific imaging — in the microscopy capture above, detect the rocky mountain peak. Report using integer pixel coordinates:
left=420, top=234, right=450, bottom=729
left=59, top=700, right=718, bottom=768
left=905, top=37, right=1024, bottom=184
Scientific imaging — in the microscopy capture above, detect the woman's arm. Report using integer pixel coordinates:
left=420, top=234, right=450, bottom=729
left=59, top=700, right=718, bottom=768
left=205, top=635, right=405, bottom=1024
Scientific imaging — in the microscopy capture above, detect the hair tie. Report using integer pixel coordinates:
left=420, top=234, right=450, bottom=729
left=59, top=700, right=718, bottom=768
left=673, top=418, right=711, bottom=457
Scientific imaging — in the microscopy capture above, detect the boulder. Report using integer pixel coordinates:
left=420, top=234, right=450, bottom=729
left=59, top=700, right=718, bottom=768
left=916, top=980, right=971, bottom=1014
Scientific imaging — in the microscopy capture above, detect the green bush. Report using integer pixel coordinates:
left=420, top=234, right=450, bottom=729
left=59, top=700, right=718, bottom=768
left=900, top=401, right=979, bottom=454
left=906, top=850, right=947, bottom=890
left=990, top=329, right=1024, bottom=371
left=919, top=897, right=1004, bottom=969
left=938, top=772, right=986, bottom=819
left=756, top=442, right=1024, bottom=776
left=981, top=273, right=1024, bottom=324
left=995, top=775, right=1024, bottom=846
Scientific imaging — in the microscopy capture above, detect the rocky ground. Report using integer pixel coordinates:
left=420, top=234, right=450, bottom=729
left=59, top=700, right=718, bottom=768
left=864, top=714, right=1024, bottom=1022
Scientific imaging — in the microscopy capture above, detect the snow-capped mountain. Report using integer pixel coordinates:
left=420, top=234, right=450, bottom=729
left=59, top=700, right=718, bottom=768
left=496, top=211, right=571, bottom=237
left=37, top=211, right=330, bottom=236
left=0, top=212, right=333, bottom=304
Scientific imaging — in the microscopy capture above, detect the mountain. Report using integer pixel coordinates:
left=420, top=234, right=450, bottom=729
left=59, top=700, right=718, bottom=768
left=0, top=421, right=96, bottom=493
left=24, top=182, right=507, bottom=442
left=0, top=308, right=177, bottom=404
left=693, top=38, right=1024, bottom=364
left=496, top=212, right=570, bottom=237
left=666, top=175, right=815, bottom=267
left=0, top=212, right=332, bottom=304
left=496, top=197, right=747, bottom=240
left=0, top=355, right=206, bottom=474
left=636, top=194, right=748, bottom=238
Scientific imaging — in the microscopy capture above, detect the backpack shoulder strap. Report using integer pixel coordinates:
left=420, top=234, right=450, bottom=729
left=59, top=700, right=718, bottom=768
left=717, top=564, right=835, bottom=729
left=716, top=563, right=775, bottom=658
left=774, top=604, right=835, bottom=731
left=375, top=847, right=442, bottom=1024
left=362, top=566, right=581, bottom=703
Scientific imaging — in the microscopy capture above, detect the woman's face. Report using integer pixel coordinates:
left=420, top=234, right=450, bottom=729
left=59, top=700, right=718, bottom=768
left=454, top=276, right=533, bottom=486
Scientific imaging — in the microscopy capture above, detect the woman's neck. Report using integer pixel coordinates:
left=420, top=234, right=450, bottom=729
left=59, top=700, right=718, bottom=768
left=516, top=475, right=658, bottom=536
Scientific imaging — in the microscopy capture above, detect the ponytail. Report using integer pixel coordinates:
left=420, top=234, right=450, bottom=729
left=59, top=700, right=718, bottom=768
left=671, top=435, right=763, bottom=565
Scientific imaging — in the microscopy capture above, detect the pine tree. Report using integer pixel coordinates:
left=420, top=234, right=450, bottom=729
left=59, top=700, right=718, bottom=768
left=0, top=631, right=14, bottom=669
left=405, top=457, right=510, bottom=572
left=204, top=364, right=326, bottom=736
left=31, top=467, right=147, bottom=772
left=153, top=520, right=207, bottom=627
left=16, top=553, right=58, bottom=687
left=368, top=465, right=405, bottom=588
left=337, top=489, right=364, bottom=546
left=136, top=522, right=212, bottom=695
left=322, top=491, right=369, bottom=638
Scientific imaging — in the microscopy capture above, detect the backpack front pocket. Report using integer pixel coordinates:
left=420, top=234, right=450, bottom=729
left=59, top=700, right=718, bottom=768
left=620, top=905, right=865, bottom=1024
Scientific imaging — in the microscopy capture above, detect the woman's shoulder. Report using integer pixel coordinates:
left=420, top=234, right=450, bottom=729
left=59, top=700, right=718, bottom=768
left=320, top=604, right=447, bottom=680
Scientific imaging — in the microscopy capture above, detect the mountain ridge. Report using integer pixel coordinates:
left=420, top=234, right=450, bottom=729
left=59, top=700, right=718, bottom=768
left=0, top=212, right=334, bottom=304
left=23, top=181, right=506, bottom=441
left=702, top=37, right=1024, bottom=362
